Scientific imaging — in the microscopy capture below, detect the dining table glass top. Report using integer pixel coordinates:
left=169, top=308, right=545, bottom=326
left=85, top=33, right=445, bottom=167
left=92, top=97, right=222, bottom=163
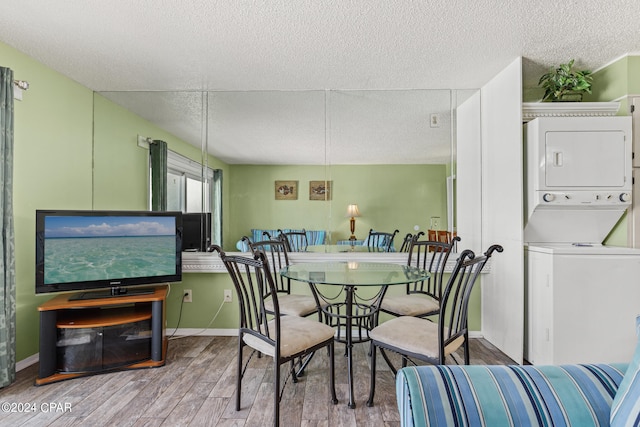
left=280, top=262, right=429, bottom=286
left=305, top=244, right=388, bottom=253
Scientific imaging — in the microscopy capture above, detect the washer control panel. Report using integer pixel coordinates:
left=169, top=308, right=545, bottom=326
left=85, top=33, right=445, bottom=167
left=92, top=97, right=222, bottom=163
left=535, top=191, right=632, bottom=206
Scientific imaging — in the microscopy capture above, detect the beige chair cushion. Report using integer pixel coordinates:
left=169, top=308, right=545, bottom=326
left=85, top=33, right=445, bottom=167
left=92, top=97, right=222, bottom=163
left=243, top=316, right=335, bottom=358
left=264, top=294, right=319, bottom=317
left=380, top=294, right=439, bottom=316
left=369, top=316, right=464, bottom=360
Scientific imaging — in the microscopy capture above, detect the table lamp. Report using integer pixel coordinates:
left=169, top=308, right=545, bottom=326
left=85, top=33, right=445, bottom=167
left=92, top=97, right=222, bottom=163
left=346, top=204, right=361, bottom=241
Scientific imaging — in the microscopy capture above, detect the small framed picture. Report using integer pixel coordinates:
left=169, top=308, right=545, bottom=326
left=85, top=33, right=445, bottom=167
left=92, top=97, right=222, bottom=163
left=275, top=180, right=298, bottom=200
left=309, top=180, right=332, bottom=201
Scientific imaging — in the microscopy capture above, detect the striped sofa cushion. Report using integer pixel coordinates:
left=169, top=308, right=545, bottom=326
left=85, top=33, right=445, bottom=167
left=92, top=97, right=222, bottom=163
left=396, top=363, right=628, bottom=427
left=251, top=229, right=326, bottom=247
left=237, top=229, right=327, bottom=251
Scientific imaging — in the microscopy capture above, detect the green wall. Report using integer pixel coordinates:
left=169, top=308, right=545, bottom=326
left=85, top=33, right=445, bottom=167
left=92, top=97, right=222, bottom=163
left=92, top=94, right=231, bottom=215
left=587, top=55, right=640, bottom=246
left=3, top=40, right=237, bottom=361
left=6, top=41, right=94, bottom=362
left=228, top=163, right=448, bottom=248
left=587, top=55, right=640, bottom=108
left=227, top=164, right=331, bottom=247
left=2, top=40, right=478, bottom=364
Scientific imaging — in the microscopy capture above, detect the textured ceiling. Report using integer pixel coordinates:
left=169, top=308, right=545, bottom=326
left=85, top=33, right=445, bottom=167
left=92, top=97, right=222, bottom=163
left=102, top=89, right=455, bottom=165
left=1, top=0, right=640, bottom=163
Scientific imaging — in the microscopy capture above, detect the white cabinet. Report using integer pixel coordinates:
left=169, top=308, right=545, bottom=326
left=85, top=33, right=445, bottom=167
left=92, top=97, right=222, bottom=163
left=525, top=249, right=553, bottom=365
left=526, top=245, right=640, bottom=365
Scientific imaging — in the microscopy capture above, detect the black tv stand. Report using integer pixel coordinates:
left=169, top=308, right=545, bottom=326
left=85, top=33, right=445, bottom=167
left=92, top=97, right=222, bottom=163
left=36, top=285, right=167, bottom=385
left=68, top=287, right=155, bottom=301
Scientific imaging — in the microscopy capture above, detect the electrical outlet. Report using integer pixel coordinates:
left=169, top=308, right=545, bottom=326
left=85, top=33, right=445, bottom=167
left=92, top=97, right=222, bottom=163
left=183, top=289, right=192, bottom=303
left=223, top=289, right=232, bottom=303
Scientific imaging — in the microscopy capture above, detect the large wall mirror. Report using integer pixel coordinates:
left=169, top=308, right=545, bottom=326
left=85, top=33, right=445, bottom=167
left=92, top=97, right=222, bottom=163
left=95, top=89, right=458, bottom=253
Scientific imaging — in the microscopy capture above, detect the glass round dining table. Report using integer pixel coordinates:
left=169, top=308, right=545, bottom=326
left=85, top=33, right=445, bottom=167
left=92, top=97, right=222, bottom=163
left=305, top=244, right=389, bottom=253
left=280, top=261, right=429, bottom=409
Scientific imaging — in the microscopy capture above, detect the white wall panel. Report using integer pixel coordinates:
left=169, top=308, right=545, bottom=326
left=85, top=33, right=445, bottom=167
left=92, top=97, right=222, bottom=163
left=479, top=58, right=524, bottom=363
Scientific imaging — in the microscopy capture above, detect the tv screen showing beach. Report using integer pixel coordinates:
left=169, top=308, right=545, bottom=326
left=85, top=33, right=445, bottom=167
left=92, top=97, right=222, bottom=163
left=43, top=216, right=177, bottom=284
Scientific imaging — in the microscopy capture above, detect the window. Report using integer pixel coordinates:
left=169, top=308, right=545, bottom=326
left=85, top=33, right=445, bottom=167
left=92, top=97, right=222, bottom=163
left=156, top=150, right=222, bottom=247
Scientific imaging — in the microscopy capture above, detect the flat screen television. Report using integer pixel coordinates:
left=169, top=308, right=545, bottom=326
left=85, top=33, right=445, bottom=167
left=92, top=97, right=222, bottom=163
left=36, top=210, right=183, bottom=299
left=181, top=212, right=211, bottom=252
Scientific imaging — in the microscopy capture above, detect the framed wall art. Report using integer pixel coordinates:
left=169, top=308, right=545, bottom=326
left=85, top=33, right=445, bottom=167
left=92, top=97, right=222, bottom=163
left=275, top=180, right=298, bottom=200
left=309, top=180, right=332, bottom=201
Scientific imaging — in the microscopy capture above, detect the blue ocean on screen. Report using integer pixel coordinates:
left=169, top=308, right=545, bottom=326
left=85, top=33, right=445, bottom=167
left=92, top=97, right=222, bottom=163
left=43, top=216, right=177, bottom=284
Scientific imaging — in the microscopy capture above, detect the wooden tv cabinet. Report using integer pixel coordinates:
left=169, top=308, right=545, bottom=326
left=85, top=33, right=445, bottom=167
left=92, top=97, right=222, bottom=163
left=36, top=285, right=167, bottom=386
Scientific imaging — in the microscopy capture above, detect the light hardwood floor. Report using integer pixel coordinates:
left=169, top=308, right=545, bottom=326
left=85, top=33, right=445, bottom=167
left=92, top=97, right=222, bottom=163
left=0, top=336, right=514, bottom=426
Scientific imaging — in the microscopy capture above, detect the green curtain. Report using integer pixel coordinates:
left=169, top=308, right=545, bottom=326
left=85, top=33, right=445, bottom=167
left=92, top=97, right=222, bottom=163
left=0, top=67, right=16, bottom=388
left=211, top=169, right=223, bottom=246
left=150, top=140, right=167, bottom=211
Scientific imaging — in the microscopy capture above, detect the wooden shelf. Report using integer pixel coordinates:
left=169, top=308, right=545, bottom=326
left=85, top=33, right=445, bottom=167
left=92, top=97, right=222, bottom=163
left=56, top=306, right=152, bottom=329
left=522, top=102, right=621, bottom=122
left=38, top=286, right=167, bottom=311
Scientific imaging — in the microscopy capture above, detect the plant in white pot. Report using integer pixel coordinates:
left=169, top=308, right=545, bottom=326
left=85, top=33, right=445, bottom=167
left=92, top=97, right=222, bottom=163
left=538, top=59, right=593, bottom=102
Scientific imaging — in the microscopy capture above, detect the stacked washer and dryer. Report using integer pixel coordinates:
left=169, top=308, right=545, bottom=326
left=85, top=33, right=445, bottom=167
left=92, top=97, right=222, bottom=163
left=524, top=116, right=640, bottom=365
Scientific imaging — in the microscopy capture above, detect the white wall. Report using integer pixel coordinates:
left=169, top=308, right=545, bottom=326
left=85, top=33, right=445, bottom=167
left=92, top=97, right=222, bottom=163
left=456, top=91, right=482, bottom=253
left=479, top=58, right=524, bottom=363
left=456, top=59, right=525, bottom=363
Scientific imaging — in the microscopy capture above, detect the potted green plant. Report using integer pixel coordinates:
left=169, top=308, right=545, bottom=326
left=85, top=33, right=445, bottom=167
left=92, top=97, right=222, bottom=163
left=538, top=59, right=593, bottom=102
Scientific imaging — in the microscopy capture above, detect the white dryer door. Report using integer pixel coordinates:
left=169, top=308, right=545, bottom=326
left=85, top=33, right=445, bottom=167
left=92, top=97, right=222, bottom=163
left=545, top=130, right=626, bottom=187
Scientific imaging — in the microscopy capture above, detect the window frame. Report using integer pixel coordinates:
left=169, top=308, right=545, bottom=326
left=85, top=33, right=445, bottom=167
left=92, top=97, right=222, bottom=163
left=151, top=149, right=222, bottom=247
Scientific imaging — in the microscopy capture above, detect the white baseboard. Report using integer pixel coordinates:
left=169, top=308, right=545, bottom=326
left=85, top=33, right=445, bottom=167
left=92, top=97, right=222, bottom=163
left=169, top=328, right=238, bottom=337
left=16, top=353, right=39, bottom=372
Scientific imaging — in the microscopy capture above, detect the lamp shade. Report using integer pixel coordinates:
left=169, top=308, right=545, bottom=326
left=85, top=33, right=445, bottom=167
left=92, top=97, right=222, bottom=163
left=346, top=204, right=361, bottom=217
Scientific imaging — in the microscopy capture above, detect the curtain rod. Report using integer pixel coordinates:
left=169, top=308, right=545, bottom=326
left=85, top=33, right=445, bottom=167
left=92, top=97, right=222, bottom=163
left=13, top=80, right=29, bottom=90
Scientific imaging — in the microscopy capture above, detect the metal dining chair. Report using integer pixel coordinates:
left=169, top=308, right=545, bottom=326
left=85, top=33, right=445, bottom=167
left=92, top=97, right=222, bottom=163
left=244, top=236, right=324, bottom=379
left=399, top=231, right=424, bottom=252
left=366, top=244, right=503, bottom=407
left=211, top=246, right=338, bottom=427
left=378, top=235, right=460, bottom=320
left=399, top=233, right=413, bottom=252
left=366, top=229, right=399, bottom=252
left=243, top=236, right=321, bottom=319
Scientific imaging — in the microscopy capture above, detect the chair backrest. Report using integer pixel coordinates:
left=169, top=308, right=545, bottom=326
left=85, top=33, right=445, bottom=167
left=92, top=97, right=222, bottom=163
left=240, top=235, right=253, bottom=247
left=246, top=237, right=291, bottom=294
left=426, top=230, right=459, bottom=251
left=399, top=233, right=412, bottom=252
left=406, top=235, right=461, bottom=299
left=437, top=244, right=503, bottom=362
left=400, top=231, right=424, bottom=252
left=211, top=246, right=282, bottom=347
left=436, top=230, right=451, bottom=243
left=366, top=229, right=399, bottom=252
left=277, top=228, right=308, bottom=252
